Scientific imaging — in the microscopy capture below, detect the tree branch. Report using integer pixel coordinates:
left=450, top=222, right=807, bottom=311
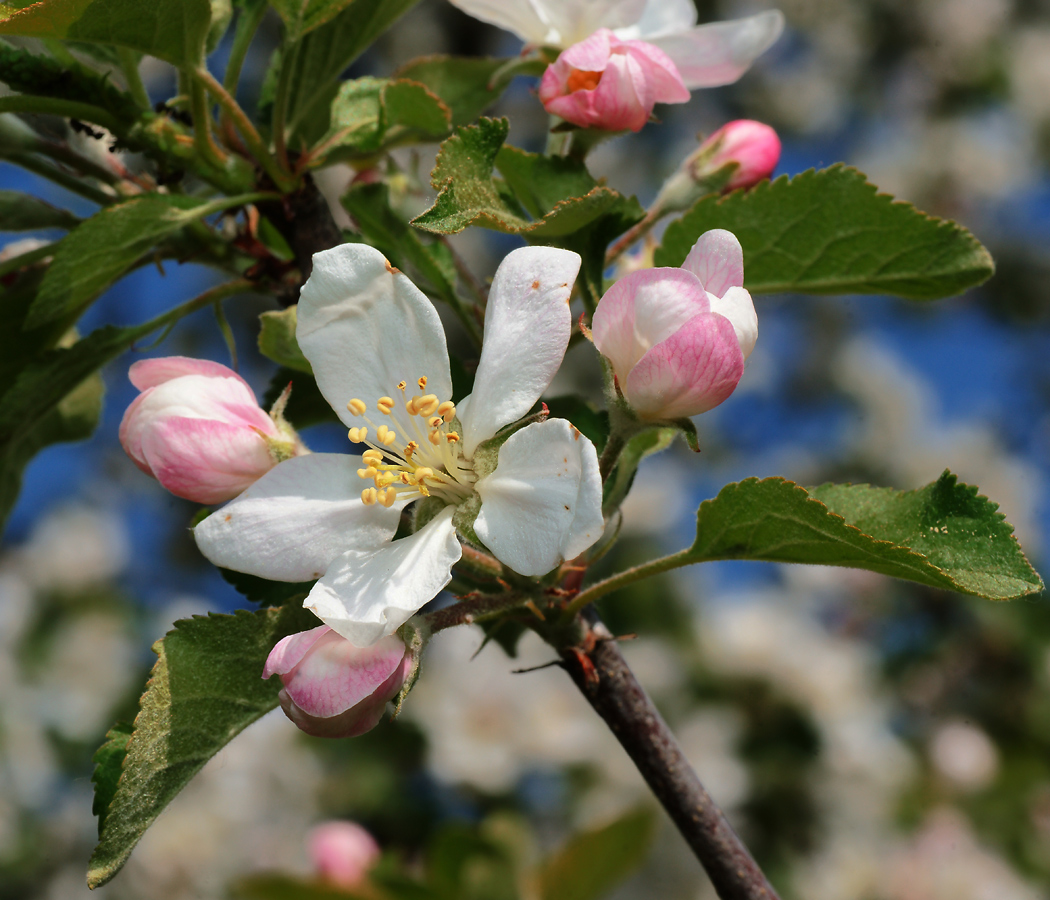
left=558, top=611, right=782, bottom=900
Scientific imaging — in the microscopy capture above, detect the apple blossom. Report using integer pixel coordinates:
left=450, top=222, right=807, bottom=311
left=691, top=120, right=781, bottom=192
left=538, top=29, right=689, bottom=132
left=446, top=0, right=784, bottom=90
left=592, top=229, right=756, bottom=419
left=194, top=244, right=604, bottom=646
left=308, top=821, right=381, bottom=887
left=264, top=625, right=412, bottom=738
left=119, top=357, right=303, bottom=504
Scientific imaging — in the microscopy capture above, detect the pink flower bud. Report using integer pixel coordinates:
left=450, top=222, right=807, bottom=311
left=119, top=356, right=300, bottom=505
left=539, top=29, right=690, bottom=133
left=263, top=625, right=413, bottom=739
left=693, top=120, right=780, bottom=192
left=308, top=821, right=381, bottom=888
left=592, top=229, right=756, bottom=420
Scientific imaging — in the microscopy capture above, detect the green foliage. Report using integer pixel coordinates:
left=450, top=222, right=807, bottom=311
left=536, top=808, right=656, bottom=900
left=320, top=76, right=450, bottom=160
left=0, top=0, right=213, bottom=67
left=90, top=722, right=133, bottom=834
left=258, top=306, right=312, bottom=373
left=601, top=425, right=677, bottom=516
left=279, top=0, right=421, bottom=144
left=0, top=191, right=80, bottom=231
left=343, top=182, right=460, bottom=308
left=219, top=566, right=315, bottom=605
left=654, top=166, right=996, bottom=300
left=264, top=366, right=340, bottom=428
left=87, top=605, right=321, bottom=888
left=27, top=194, right=219, bottom=329
left=395, top=56, right=542, bottom=127
left=269, top=0, right=357, bottom=41
left=413, top=119, right=643, bottom=245
left=688, top=473, right=1043, bottom=601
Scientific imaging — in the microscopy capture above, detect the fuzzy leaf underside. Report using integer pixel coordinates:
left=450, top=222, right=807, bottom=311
left=688, top=473, right=1042, bottom=600
left=654, top=165, right=995, bottom=300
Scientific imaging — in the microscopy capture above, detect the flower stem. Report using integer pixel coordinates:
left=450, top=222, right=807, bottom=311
left=223, top=2, right=267, bottom=102
left=189, top=74, right=228, bottom=170
left=559, top=610, right=782, bottom=900
left=8, top=151, right=115, bottom=206
left=422, top=591, right=527, bottom=634
left=118, top=48, right=152, bottom=111
left=0, top=95, right=123, bottom=134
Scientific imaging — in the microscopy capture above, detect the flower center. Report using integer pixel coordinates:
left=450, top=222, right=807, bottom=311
left=346, top=375, right=476, bottom=508
left=566, top=69, right=603, bottom=93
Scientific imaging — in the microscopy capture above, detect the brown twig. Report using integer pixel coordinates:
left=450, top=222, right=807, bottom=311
left=558, top=611, right=782, bottom=900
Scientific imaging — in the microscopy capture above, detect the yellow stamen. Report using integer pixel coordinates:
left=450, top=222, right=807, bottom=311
left=347, top=398, right=366, bottom=416
left=406, top=396, right=421, bottom=416
left=404, top=440, right=419, bottom=458
left=397, top=380, right=407, bottom=391
left=362, top=449, right=383, bottom=465
left=414, top=467, right=434, bottom=482
left=378, top=487, right=397, bottom=507
left=417, top=376, right=428, bottom=389
left=348, top=426, right=368, bottom=443
left=437, top=401, right=456, bottom=422
left=428, top=430, right=442, bottom=445
left=428, top=416, right=443, bottom=429
left=445, top=431, right=460, bottom=443
left=416, top=394, right=439, bottom=417
left=377, top=396, right=395, bottom=415
left=377, top=425, right=396, bottom=445
left=357, top=466, right=378, bottom=480
left=361, top=488, right=378, bottom=505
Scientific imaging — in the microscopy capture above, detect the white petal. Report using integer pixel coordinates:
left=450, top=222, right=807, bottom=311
left=306, top=508, right=462, bottom=647
left=542, top=0, right=647, bottom=44
left=616, top=0, right=696, bottom=39
left=681, top=228, right=744, bottom=297
left=474, top=419, right=603, bottom=576
left=444, top=0, right=554, bottom=43
left=649, top=11, right=784, bottom=89
left=459, top=247, right=581, bottom=457
left=297, top=244, right=453, bottom=434
left=194, top=454, right=402, bottom=582
left=708, top=286, right=757, bottom=360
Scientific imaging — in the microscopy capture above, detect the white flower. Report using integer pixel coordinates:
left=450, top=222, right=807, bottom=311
left=194, top=244, right=604, bottom=646
left=447, top=0, right=785, bottom=89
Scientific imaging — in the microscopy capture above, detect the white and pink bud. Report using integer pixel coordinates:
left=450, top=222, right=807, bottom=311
left=538, top=29, right=690, bottom=133
left=691, top=120, right=780, bottom=192
left=592, top=229, right=756, bottom=420
left=263, top=625, right=413, bottom=739
left=119, top=356, right=303, bottom=505
left=308, top=821, right=381, bottom=888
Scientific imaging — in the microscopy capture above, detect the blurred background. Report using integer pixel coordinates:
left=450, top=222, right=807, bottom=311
left=3, top=0, right=1050, bottom=897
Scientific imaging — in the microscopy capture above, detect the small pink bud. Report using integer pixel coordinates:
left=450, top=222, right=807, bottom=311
left=693, top=120, right=780, bottom=192
left=119, top=356, right=301, bottom=505
left=592, top=229, right=756, bottom=420
left=264, top=626, right=413, bottom=739
left=308, top=821, right=381, bottom=888
left=538, top=29, right=690, bottom=133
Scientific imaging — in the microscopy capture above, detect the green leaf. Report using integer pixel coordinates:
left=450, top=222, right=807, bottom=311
left=269, top=0, right=356, bottom=41
left=87, top=605, right=320, bottom=889
left=219, top=567, right=314, bottom=605
left=258, top=306, right=312, bottom=373
left=537, top=808, right=656, bottom=900
left=231, top=874, right=373, bottom=899
left=688, top=473, right=1043, bottom=601
left=280, top=0, right=421, bottom=144
left=412, top=118, right=643, bottom=245
left=342, top=182, right=458, bottom=307
left=0, top=0, right=212, bottom=67
left=91, top=721, right=133, bottom=834
left=0, top=191, right=80, bottom=231
left=654, top=166, right=995, bottom=300
left=27, top=195, right=216, bottom=329
left=263, top=366, right=340, bottom=428
left=320, top=76, right=450, bottom=160
left=601, top=425, right=676, bottom=516
left=394, top=55, right=537, bottom=127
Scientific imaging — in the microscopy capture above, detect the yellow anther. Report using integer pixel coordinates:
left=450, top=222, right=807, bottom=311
left=414, top=467, right=433, bottom=482
left=417, top=376, right=428, bottom=389
left=376, top=425, right=397, bottom=445
left=357, top=467, right=378, bottom=480
left=346, top=398, right=366, bottom=416
left=445, top=431, right=460, bottom=444
left=348, top=426, right=368, bottom=443
left=417, top=482, right=431, bottom=497
left=417, top=394, right=440, bottom=417
left=428, top=430, right=442, bottom=445
left=405, top=396, right=421, bottom=416
left=377, top=472, right=397, bottom=488
left=437, top=401, right=456, bottom=422
left=362, top=449, right=383, bottom=464
left=429, top=416, right=443, bottom=429
left=361, top=488, right=378, bottom=505
left=377, top=396, right=395, bottom=415
left=404, top=440, right=419, bottom=458
left=400, top=472, right=412, bottom=484
left=397, top=380, right=407, bottom=391
left=378, top=487, right=397, bottom=508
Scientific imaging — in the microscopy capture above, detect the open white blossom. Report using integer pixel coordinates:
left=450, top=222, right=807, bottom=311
left=447, top=0, right=784, bottom=89
left=195, top=244, right=603, bottom=646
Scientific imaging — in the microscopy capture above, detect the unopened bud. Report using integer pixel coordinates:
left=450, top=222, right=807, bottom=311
left=690, top=120, right=781, bottom=192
